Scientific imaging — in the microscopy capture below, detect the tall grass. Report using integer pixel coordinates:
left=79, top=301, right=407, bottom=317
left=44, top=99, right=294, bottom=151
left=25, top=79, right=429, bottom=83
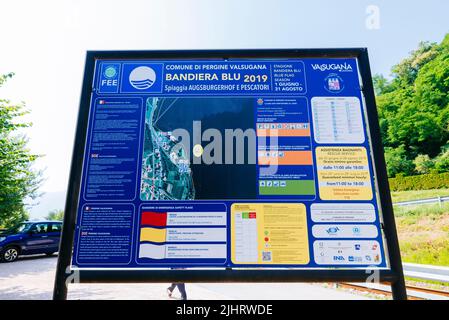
left=394, top=202, right=449, bottom=219
left=394, top=202, right=449, bottom=267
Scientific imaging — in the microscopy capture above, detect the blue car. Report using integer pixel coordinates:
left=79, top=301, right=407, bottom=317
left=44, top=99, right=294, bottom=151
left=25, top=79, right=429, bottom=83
left=0, top=221, right=62, bottom=262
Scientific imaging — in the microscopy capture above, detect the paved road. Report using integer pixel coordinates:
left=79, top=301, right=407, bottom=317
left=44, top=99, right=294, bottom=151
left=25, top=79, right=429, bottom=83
left=0, top=255, right=372, bottom=300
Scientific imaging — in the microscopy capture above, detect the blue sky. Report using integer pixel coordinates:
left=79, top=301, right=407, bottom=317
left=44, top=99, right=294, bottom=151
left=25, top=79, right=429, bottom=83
left=0, top=0, right=448, bottom=216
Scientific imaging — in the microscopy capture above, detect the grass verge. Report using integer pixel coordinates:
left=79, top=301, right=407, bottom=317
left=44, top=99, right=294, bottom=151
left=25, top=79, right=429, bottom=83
left=391, top=188, right=449, bottom=203
left=393, top=200, right=449, bottom=290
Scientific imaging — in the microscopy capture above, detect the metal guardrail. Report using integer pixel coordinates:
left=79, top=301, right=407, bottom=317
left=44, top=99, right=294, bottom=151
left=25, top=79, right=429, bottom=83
left=394, top=196, right=449, bottom=206
left=345, top=263, right=449, bottom=300
left=403, top=262, right=449, bottom=283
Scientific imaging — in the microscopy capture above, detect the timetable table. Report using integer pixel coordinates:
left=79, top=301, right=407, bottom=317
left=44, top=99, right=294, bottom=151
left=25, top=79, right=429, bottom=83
left=233, top=211, right=258, bottom=263
left=311, top=97, right=365, bottom=144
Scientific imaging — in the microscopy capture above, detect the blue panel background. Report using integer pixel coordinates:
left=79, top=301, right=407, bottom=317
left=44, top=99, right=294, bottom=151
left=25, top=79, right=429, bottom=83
left=72, top=58, right=387, bottom=269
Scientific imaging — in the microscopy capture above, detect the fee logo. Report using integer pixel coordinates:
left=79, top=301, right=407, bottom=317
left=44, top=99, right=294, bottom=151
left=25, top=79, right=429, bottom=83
left=98, top=63, right=121, bottom=93
left=104, top=66, right=118, bottom=78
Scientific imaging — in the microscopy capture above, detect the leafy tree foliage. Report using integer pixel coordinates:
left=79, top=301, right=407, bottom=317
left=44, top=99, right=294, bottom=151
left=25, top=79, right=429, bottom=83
left=0, top=73, right=42, bottom=228
left=384, top=146, right=414, bottom=177
left=413, top=154, right=434, bottom=174
left=375, top=34, right=449, bottom=177
left=45, top=209, right=64, bottom=221
left=434, top=149, right=449, bottom=173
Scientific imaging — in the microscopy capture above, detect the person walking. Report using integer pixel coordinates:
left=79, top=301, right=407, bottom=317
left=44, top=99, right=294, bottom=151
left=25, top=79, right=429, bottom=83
left=167, top=283, right=187, bottom=300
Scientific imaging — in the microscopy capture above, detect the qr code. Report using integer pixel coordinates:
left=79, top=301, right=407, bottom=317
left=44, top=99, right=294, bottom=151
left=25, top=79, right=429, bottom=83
left=262, top=251, right=272, bottom=262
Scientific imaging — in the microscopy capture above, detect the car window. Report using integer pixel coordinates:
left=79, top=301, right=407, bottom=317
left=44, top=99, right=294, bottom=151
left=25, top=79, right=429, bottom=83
left=31, top=223, right=49, bottom=233
left=7, top=223, right=33, bottom=234
left=50, top=224, right=62, bottom=232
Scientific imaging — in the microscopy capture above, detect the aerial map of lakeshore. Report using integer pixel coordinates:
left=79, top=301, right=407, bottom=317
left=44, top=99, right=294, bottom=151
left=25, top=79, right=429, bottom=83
left=140, top=97, right=256, bottom=200
left=140, top=97, right=195, bottom=200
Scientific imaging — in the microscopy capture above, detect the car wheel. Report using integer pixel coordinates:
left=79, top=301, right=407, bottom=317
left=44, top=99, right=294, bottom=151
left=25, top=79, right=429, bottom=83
left=2, top=247, right=19, bottom=262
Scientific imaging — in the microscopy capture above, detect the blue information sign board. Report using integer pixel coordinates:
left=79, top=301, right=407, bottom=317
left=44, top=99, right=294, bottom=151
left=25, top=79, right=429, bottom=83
left=51, top=50, right=409, bottom=301
left=70, top=57, right=388, bottom=269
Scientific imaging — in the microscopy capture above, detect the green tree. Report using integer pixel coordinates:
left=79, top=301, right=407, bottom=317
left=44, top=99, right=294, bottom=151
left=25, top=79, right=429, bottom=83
left=0, top=73, right=42, bottom=228
left=372, top=74, right=392, bottom=96
left=413, top=154, right=434, bottom=174
left=390, top=41, right=438, bottom=88
left=384, top=146, right=415, bottom=178
left=376, top=34, right=449, bottom=175
left=45, top=209, right=64, bottom=221
left=434, top=149, right=449, bottom=173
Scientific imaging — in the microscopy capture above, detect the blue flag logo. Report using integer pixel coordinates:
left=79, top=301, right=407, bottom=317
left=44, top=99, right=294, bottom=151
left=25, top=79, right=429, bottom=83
left=129, top=66, right=156, bottom=90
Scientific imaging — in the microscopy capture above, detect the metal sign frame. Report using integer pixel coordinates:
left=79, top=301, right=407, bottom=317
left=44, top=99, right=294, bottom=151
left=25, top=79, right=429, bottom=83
left=53, top=49, right=407, bottom=300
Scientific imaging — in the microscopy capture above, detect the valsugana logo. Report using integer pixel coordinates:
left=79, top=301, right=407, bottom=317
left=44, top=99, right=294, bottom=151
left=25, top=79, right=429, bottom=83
left=311, top=62, right=353, bottom=72
left=129, top=66, right=156, bottom=90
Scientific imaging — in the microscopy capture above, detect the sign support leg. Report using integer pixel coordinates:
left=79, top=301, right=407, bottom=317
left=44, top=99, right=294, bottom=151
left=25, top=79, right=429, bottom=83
left=53, top=271, right=68, bottom=300
left=391, top=277, right=407, bottom=300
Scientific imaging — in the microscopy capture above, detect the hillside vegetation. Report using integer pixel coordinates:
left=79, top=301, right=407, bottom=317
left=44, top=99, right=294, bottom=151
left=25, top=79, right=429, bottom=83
left=375, top=34, right=449, bottom=178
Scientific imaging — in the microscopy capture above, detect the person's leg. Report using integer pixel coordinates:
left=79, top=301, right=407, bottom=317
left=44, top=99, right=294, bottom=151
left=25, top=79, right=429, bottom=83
left=167, top=283, right=176, bottom=297
left=176, top=283, right=187, bottom=300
